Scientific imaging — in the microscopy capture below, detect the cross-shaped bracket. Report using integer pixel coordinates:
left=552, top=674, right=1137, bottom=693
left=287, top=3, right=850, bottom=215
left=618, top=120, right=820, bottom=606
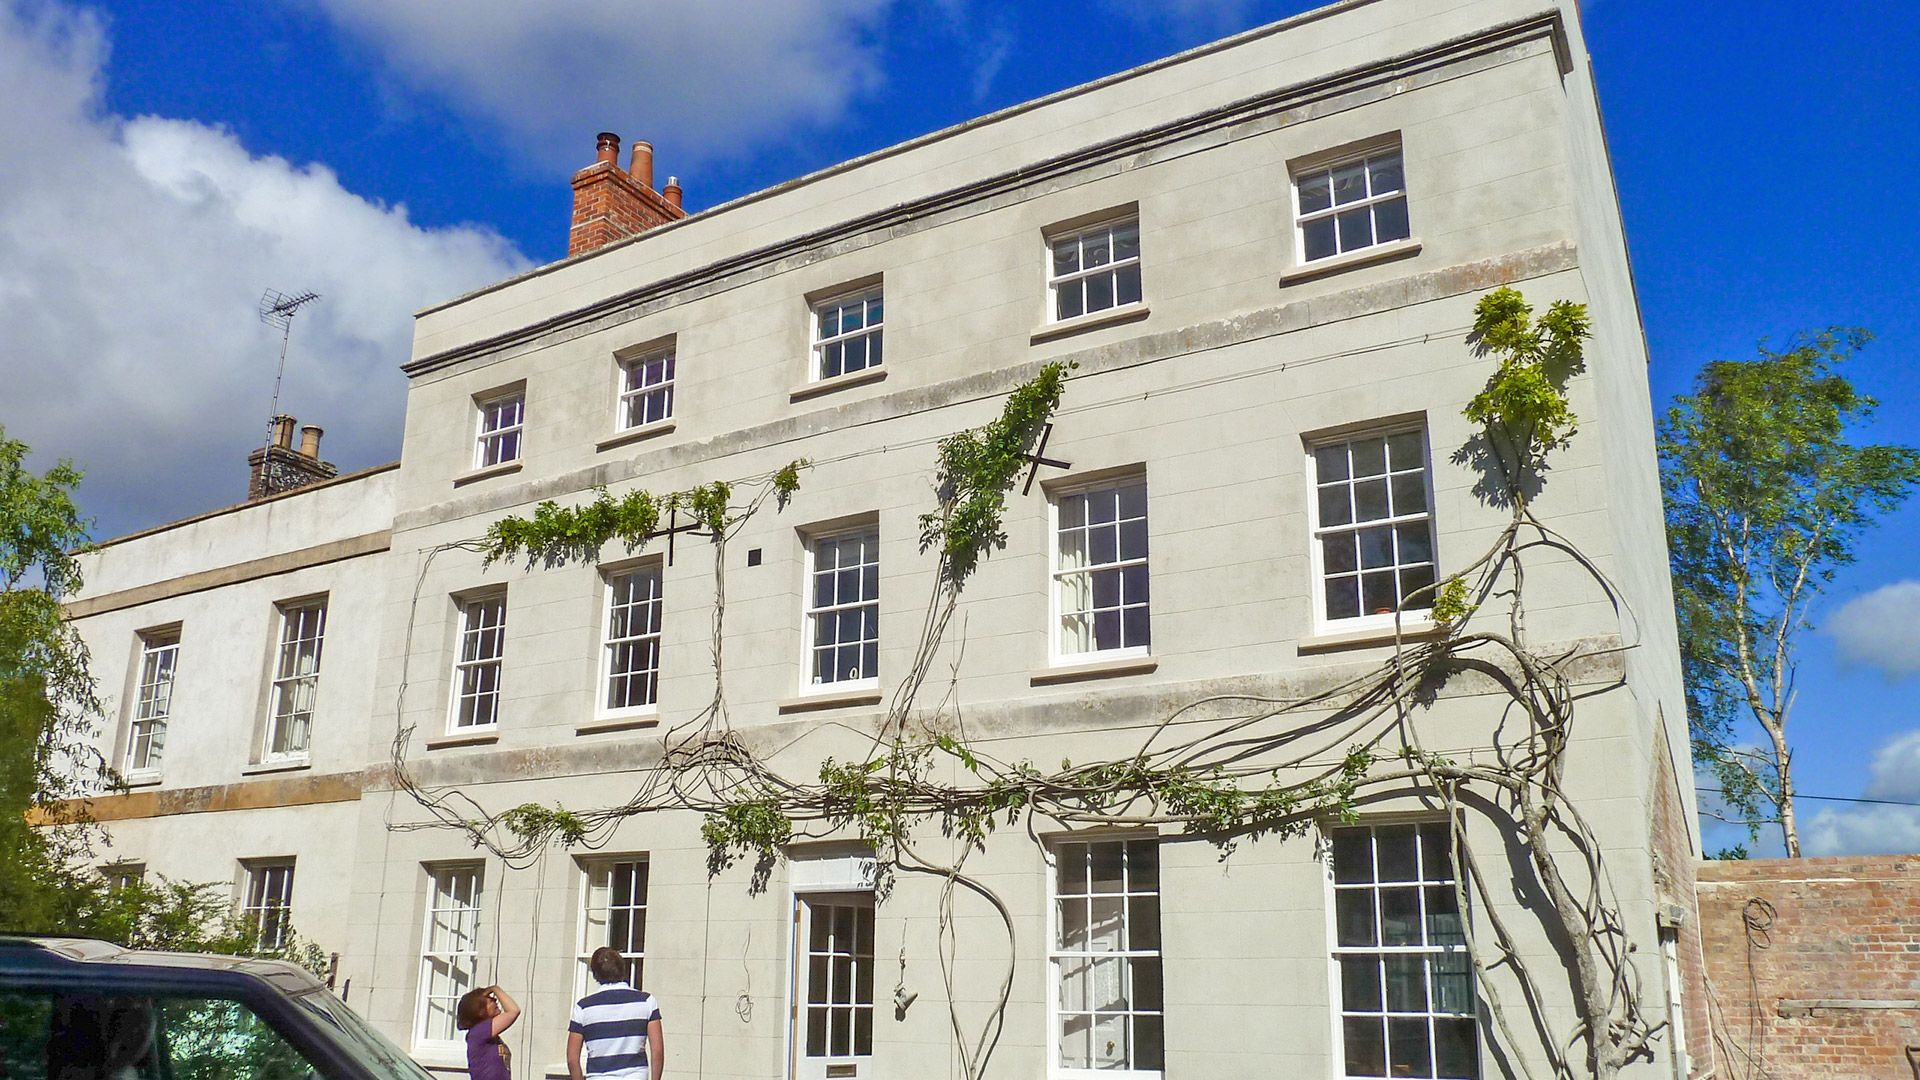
left=652, top=505, right=710, bottom=566
left=1022, top=422, right=1073, bottom=495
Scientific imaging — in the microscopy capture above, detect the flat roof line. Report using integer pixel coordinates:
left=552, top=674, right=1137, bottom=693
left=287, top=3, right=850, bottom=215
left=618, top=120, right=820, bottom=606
left=411, top=0, right=1388, bottom=319
left=86, top=461, right=401, bottom=552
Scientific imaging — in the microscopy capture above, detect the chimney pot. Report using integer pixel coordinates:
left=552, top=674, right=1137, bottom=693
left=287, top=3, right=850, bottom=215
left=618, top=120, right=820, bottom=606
left=299, top=424, right=324, bottom=458
left=271, top=415, right=297, bottom=449
left=568, top=133, right=688, bottom=257
left=629, top=141, right=655, bottom=189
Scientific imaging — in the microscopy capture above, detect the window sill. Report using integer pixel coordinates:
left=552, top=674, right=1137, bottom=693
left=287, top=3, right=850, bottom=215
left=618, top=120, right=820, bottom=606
left=452, top=460, right=523, bottom=488
left=596, top=419, right=676, bottom=453
left=241, top=759, right=310, bottom=777
left=1296, top=619, right=1442, bottom=654
left=412, top=1050, right=468, bottom=1071
left=790, top=365, right=887, bottom=403
left=1278, top=238, right=1422, bottom=285
left=423, top=730, right=500, bottom=750
left=1030, top=302, right=1149, bottom=345
left=120, top=772, right=164, bottom=788
left=576, top=713, right=660, bottom=735
left=778, top=685, right=884, bottom=713
left=1031, top=655, right=1158, bottom=685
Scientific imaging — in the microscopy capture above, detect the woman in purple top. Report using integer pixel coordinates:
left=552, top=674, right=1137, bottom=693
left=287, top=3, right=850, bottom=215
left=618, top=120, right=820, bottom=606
left=457, top=984, right=521, bottom=1080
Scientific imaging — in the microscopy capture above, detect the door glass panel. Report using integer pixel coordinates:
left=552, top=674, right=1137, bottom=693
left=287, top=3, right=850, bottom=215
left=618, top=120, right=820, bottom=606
left=797, top=894, right=876, bottom=1074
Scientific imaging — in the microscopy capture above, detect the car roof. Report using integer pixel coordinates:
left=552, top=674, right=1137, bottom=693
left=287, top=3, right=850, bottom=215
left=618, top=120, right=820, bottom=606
left=0, top=935, right=328, bottom=996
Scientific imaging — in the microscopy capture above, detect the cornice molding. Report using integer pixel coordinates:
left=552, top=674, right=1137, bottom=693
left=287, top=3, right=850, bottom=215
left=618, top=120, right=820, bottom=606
left=401, top=12, right=1563, bottom=381
left=65, top=530, right=392, bottom=620
left=36, top=770, right=365, bottom=824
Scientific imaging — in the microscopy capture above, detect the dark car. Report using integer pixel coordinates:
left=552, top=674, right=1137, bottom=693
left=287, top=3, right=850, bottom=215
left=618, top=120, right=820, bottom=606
left=0, top=937, right=434, bottom=1080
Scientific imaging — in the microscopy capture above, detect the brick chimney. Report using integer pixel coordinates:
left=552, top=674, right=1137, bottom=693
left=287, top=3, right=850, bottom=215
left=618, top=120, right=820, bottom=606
left=569, top=132, right=687, bottom=257
left=248, top=414, right=339, bottom=501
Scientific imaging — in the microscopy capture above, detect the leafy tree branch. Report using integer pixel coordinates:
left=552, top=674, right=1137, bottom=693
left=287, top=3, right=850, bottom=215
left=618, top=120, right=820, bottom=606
left=2, top=427, right=334, bottom=965
left=1660, top=328, right=1920, bottom=855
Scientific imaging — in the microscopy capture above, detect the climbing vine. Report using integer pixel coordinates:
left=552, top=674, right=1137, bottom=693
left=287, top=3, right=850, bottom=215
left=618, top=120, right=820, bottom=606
left=1459, top=288, right=1592, bottom=505
left=386, top=290, right=1667, bottom=1080
left=919, top=360, right=1073, bottom=585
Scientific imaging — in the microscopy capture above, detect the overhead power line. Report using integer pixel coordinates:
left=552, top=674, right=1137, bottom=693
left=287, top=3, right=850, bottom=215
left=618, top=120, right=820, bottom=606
left=1698, top=786, right=1920, bottom=809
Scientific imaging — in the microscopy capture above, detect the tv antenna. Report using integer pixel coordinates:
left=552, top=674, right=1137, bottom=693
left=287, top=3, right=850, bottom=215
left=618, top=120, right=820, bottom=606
left=259, top=289, right=321, bottom=423
left=252, top=289, right=321, bottom=497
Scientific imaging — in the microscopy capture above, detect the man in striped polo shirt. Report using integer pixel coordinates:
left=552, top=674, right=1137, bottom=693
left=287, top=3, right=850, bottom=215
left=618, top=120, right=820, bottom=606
left=568, top=947, right=664, bottom=1080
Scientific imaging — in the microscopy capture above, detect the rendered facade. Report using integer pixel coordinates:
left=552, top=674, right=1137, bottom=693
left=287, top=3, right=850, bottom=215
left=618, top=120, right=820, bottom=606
left=65, top=2, right=1708, bottom=1079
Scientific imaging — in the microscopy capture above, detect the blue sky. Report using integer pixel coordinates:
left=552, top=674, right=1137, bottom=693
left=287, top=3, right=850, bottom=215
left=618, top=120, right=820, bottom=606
left=1, top=0, right=1915, bottom=853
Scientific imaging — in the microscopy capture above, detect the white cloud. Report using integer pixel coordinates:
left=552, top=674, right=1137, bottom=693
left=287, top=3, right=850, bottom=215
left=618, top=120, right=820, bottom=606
left=302, top=0, right=896, bottom=169
left=1802, top=804, right=1920, bottom=857
left=1801, top=729, right=1920, bottom=856
left=1860, top=729, right=1920, bottom=802
left=1103, top=0, right=1265, bottom=37
left=0, top=0, right=528, bottom=537
left=1826, top=580, right=1920, bottom=680
left=970, top=26, right=1014, bottom=102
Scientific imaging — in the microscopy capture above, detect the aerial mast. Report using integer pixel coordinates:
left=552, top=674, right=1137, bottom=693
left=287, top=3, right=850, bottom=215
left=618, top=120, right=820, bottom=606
left=254, top=289, right=321, bottom=497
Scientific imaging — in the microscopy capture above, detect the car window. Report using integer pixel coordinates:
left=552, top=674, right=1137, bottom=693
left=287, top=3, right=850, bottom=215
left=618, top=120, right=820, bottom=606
left=286, top=989, right=434, bottom=1080
left=0, top=990, right=317, bottom=1080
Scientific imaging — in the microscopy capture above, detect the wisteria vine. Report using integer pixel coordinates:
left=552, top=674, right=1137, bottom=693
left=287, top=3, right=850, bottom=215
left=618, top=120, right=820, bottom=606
left=384, top=290, right=1667, bottom=1080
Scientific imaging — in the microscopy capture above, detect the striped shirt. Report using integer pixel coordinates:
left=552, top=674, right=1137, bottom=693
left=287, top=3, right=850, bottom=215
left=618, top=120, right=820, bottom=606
left=569, top=982, right=660, bottom=1078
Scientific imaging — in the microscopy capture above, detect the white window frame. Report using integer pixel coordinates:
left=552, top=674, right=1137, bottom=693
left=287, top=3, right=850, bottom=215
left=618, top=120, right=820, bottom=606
left=811, top=286, right=884, bottom=382
left=448, top=592, right=508, bottom=732
left=1046, top=835, right=1164, bottom=1080
left=795, top=893, right=876, bottom=1077
left=617, top=347, right=676, bottom=431
left=802, top=526, right=880, bottom=693
left=474, top=390, right=525, bottom=469
left=1049, top=477, right=1151, bottom=664
left=1305, top=424, right=1438, bottom=635
left=1292, top=145, right=1410, bottom=264
left=599, top=564, right=664, bottom=719
left=241, top=859, right=296, bottom=950
left=1326, top=821, right=1480, bottom=1080
left=126, top=629, right=179, bottom=777
left=416, top=862, right=484, bottom=1053
left=786, top=852, right=880, bottom=1080
left=576, top=856, right=649, bottom=1000
left=102, top=862, right=146, bottom=892
left=264, top=598, right=326, bottom=762
left=1046, top=216, right=1143, bottom=324
left=1659, top=925, right=1690, bottom=1077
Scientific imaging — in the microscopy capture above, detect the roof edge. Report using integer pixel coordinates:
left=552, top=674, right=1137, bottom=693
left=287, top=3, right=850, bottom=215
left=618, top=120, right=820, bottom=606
left=85, top=461, right=401, bottom=553
left=402, top=8, right=1563, bottom=379
left=410, top=0, right=1388, bottom=320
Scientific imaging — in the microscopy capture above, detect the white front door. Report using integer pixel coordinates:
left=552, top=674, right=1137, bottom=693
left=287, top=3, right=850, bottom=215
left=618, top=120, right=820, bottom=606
left=793, top=892, right=875, bottom=1080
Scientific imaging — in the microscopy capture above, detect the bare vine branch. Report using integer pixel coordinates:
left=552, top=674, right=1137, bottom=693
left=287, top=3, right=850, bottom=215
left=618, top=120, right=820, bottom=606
left=381, top=291, right=1670, bottom=1080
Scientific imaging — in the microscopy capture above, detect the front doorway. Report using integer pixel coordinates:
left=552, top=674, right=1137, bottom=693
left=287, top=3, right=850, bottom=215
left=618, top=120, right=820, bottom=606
left=792, top=892, right=875, bottom=1080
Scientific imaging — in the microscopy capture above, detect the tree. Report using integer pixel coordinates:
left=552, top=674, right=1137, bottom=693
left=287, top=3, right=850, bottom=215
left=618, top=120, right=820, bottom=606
left=0, top=424, right=109, bottom=930
left=1660, top=330, right=1920, bottom=856
left=0, top=425, right=329, bottom=969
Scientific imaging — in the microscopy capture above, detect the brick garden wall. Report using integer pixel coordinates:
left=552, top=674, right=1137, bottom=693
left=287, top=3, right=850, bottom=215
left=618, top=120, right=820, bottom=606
left=1696, top=856, right=1920, bottom=1080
